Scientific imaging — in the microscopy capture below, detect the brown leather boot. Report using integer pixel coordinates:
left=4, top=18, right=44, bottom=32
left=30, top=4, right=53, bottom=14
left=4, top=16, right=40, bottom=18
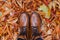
left=30, top=12, right=42, bottom=40
left=18, top=12, right=29, bottom=40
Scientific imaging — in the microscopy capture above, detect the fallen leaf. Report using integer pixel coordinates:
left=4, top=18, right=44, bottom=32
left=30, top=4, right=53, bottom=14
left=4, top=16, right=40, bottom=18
left=38, top=4, right=50, bottom=19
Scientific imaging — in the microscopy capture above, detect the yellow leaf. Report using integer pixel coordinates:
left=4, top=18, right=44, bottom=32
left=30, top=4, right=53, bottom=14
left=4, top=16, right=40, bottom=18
left=38, top=4, right=51, bottom=19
